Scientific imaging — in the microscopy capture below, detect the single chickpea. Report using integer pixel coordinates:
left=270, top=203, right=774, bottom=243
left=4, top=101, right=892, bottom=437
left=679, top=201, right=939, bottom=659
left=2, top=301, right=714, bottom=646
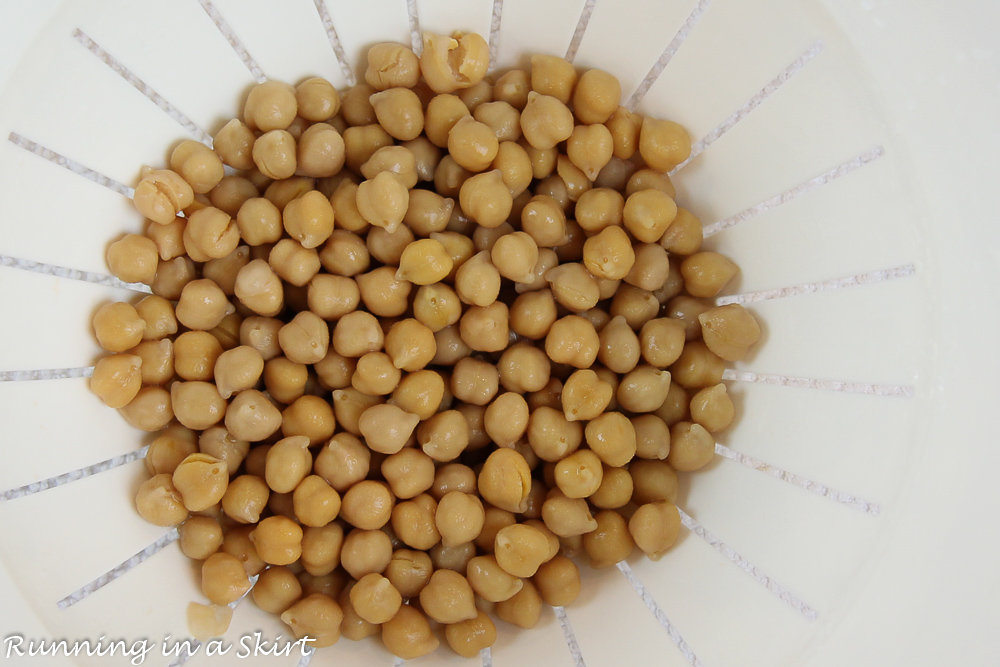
left=234, top=259, right=284, bottom=317
left=263, top=355, right=308, bottom=404
left=458, top=169, right=513, bottom=228
left=371, top=87, right=425, bottom=141
left=391, top=494, right=441, bottom=551
left=170, top=381, right=226, bottom=431
left=495, top=579, right=543, bottom=629
left=391, top=370, right=447, bottom=420
left=459, top=302, right=510, bottom=353
left=224, top=389, right=282, bottom=442
left=632, top=413, right=672, bottom=460
left=606, top=106, right=643, bottom=159
left=545, top=262, right=600, bottom=312
left=520, top=91, right=575, bottom=150
left=358, top=404, right=420, bottom=455
left=544, top=315, right=600, bottom=368
left=341, top=83, right=377, bottom=126
left=253, top=566, right=303, bottom=615
left=656, top=381, right=690, bottom=426
left=350, top=573, right=402, bottom=625
left=640, top=317, right=686, bottom=368
left=201, top=552, right=251, bottom=605
left=630, top=459, right=679, bottom=505
left=527, top=406, right=583, bottom=462
left=356, top=171, right=409, bottom=232
left=566, top=123, right=614, bottom=180
left=93, top=302, right=146, bottom=352
left=133, top=169, right=194, bottom=225
left=135, top=473, right=188, bottom=526
left=689, top=383, right=735, bottom=432
left=295, top=76, right=339, bottom=120
left=280, top=593, right=343, bottom=648
left=281, top=395, right=336, bottom=445
left=436, top=491, right=486, bottom=548
left=243, top=80, right=297, bottom=131
left=448, top=115, right=500, bottom=172
left=533, top=555, right=581, bottom=606
left=445, top=609, right=497, bottom=658
left=419, top=569, right=477, bottom=624
left=418, top=410, right=470, bottom=462
left=455, top=251, right=501, bottom=307
left=629, top=500, right=681, bottom=559
left=420, top=31, right=489, bottom=94
left=510, top=289, right=558, bottom=339
left=698, top=303, right=761, bottom=360
left=670, top=341, right=725, bottom=388
left=384, top=549, right=434, bottom=598
left=497, top=342, right=551, bottom=393
left=264, top=435, right=312, bottom=494
left=214, top=119, right=256, bottom=170
left=209, top=175, right=257, bottom=218
left=573, top=68, right=622, bottom=124
left=484, top=392, right=530, bottom=447
left=639, top=116, right=691, bottom=172
left=90, top=353, right=143, bottom=408
left=585, top=411, right=637, bottom=467
left=381, top=604, right=439, bottom=659
left=583, top=509, right=635, bottom=568
left=623, top=188, right=678, bottom=244
left=659, top=207, right=703, bottom=255
left=560, top=369, right=612, bottom=422
left=451, top=357, right=500, bottom=406
left=478, top=448, right=532, bottom=513
left=278, top=310, right=329, bottom=365
left=668, top=421, right=716, bottom=471
left=618, top=365, right=672, bottom=413
left=221, top=474, right=269, bottom=524
left=590, top=465, right=634, bottom=509
left=403, top=189, right=453, bottom=236
left=382, top=448, right=436, bottom=500
left=106, top=234, right=159, bottom=285
left=541, top=489, right=598, bottom=537
left=610, top=284, right=660, bottom=330
left=314, top=433, right=371, bottom=492
left=681, top=252, right=739, bottom=298
left=365, top=42, right=421, bottom=90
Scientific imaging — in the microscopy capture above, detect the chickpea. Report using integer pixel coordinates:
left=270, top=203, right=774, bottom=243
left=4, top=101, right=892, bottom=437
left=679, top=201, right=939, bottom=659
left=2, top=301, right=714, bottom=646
left=134, top=169, right=194, bottom=225
left=90, top=353, right=143, bottom=408
left=478, top=448, right=532, bottom=513
left=510, top=289, right=558, bottom=339
left=201, top=552, right=251, bottom=605
left=560, top=369, right=612, bottom=422
left=179, top=516, right=223, bottom=561
left=221, top=525, right=266, bottom=576
left=93, top=302, right=146, bottom=353
left=597, top=315, right=641, bottom=374
left=382, top=604, right=439, bottom=659
left=395, top=238, right=453, bottom=285
left=632, top=413, right=672, bottom=460
left=455, top=251, right=501, bottom=307
left=233, top=259, right=284, bottom=317
left=382, top=319, right=437, bottom=372
left=171, top=381, right=226, bottom=431
left=670, top=341, right=725, bottom=388
left=359, top=404, right=420, bottom=455
left=689, top=383, right=735, bottom=433
left=630, top=459, right=679, bottom=505
left=533, top=555, right=581, bottom=606
left=606, top=106, right=643, bottom=159
left=435, top=491, right=486, bottom=548
left=280, top=593, right=343, bottom=648
left=530, top=55, right=576, bottom=104
left=450, top=357, right=500, bottom=406
left=382, top=448, right=436, bottom=500
left=432, top=325, right=473, bottom=366
left=618, top=365, right=672, bottom=413
left=526, top=405, right=581, bottom=462
left=365, top=42, right=420, bottom=90
left=629, top=500, right=681, bottom=559
left=224, top=389, right=282, bottom=441
left=144, top=426, right=197, bottom=476
left=333, top=387, right=384, bottom=435
left=221, top=474, right=269, bottom=524
left=332, top=310, right=384, bottom=357
left=253, top=566, right=303, bottom=615
left=448, top=115, right=500, bottom=172
left=495, top=579, right=543, bottom=629
left=420, top=31, right=489, bottom=94
left=391, top=493, right=441, bottom=551
left=659, top=207, right=703, bottom=255
left=209, top=175, right=258, bottom=218
left=483, top=392, right=530, bottom=447
left=680, top=252, right=739, bottom=298
left=610, top=284, right=660, bottom=330
left=264, top=435, right=312, bottom=494
left=214, top=119, right=256, bottom=170
left=656, top=381, right=690, bottom=426
left=118, top=385, right=173, bottom=431
left=497, top=342, right=551, bottom=393
left=585, top=412, right=636, bottom=467
left=590, top=465, right=634, bottom=509
left=554, top=449, right=604, bottom=498
left=520, top=92, right=574, bottom=150
left=135, top=473, right=188, bottom=526
left=419, top=569, right=477, bottom=624
left=370, top=87, right=424, bottom=141
left=459, top=169, right=513, bottom=228
left=445, top=609, right=497, bottom=658
left=639, top=116, right=691, bottom=172
left=417, top=410, right=470, bottom=462
left=314, top=433, right=371, bottom=492
left=391, top=369, right=446, bottom=420
left=668, top=421, right=716, bottom=471
left=698, top=303, right=761, bottom=360
left=385, top=548, right=434, bottom=598
left=544, top=315, right=599, bottom=368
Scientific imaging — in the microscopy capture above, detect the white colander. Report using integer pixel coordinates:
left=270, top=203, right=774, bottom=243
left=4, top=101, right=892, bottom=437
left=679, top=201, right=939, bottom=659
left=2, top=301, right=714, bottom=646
left=1, top=1, right=998, bottom=665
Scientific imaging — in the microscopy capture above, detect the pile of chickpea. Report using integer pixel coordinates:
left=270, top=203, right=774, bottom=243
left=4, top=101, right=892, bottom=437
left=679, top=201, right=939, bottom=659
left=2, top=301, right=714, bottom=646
left=89, top=31, right=761, bottom=658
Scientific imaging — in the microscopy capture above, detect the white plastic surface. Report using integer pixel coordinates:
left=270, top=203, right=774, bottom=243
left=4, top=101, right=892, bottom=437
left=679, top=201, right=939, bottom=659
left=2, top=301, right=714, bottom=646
left=0, top=1, right=998, bottom=666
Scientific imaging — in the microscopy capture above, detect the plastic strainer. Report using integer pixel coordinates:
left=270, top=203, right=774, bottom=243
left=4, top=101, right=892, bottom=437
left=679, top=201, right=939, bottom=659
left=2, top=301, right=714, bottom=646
left=1, top=0, right=998, bottom=665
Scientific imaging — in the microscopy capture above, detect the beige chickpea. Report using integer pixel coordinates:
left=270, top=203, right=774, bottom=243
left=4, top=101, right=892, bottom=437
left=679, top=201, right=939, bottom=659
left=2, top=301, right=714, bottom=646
left=630, top=459, right=679, bottom=505
left=632, top=413, right=672, bottom=460
left=681, top=252, right=739, bottom=298
left=214, top=118, right=256, bottom=170
left=435, top=491, right=486, bottom=548
left=458, top=78, right=493, bottom=110
left=554, top=449, right=604, bottom=499
left=341, top=83, right=377, bottom=126
left=544, top=315, right=599, bottom=368
left=135, top=473, right=188, bottom=526
left=447, top=115, right=500, bottom=173
left=566, top=123, right=614, bottom=180
left=625, top=243, right=670, bottom=292
left=610, top=284, right=660, bottom=330
left=209, top=175, right=257, bottom=218
left=493, top=523, right=550, bottom=579
left=169, top=140, right=224, bottom=195
left=359, top=404, right=420, bottom=455
left=576, top=189, right=624, bottom=236
left=459, top=302, right=510, bottom=353
left=175, top=279, right=234, bottom=331
left=134, top=168, right=195, bottom=225
left=478, top=448, right=532, bottom=513
left=381, top=448, right=435, bottom=500
left=208, top=345, right=263, bottom=399
left=235, top=198, right=282, bottom=247
left=698, top=303, right=761, bottom=361
left=350, top=351, right=400, bottom=396
left=457, top=169, right=512, bottom=229
left=417, top=410, right=470, bottom=462
left=533, top=554, right=581, bottom=606
left=420, top=31, right=489, bottom=94
left=394, top=238, right=452, bottom=285
left=639, top=116, right=691, bottom=172
left=305, top=275, right=359, bottom=322
left=292, top=476, right=340, bottom=529
left=391, top=493, right=441, bottom=551
left=253, top=130, right=297, bottom=180
left=402, top=190, right=453, bottom=237
left=380, top=319, right=436, bottom=372
left=430, top=464, right=477, bottom=501
left=144, top=215, right=185, bottom=261
left=357, top=266, right=412, bottom=318
left=243, top=80, right=297, bottom=130
left=221, top=524, right=266, bottom=576
left=474, top=100, right=521, bottom=143
left=445, top=609, right=497, bottom=658
left=656, top=381, right=690, bottom=426
left=314, top=433, right=370, bottom=492
left=670, top=341, right=725, bottom=388
left=510, top=289, right=558, bottom=339
left=144, top=426, right=197, bottom=476
left=280, top=190, right=333, bottom=249
left=93, top=302, right=146, bottom=353
left=384, top=548, right=434, bottom=598
left=382, top=604, right=439, bottom=659
left=572, top=68, right=621, bottom=124
left=178, top=515, right=223, bottom=561
left=495, top=579, right=543, bottom=629
left=530, top=54, right=576, bottom=104
left=519, top=195, right=565, bottom=249
left=391, top=370, right=446, bottom=420
left=362, top=145, right=418, bottom=190
left=629, top=500, right=681, bottom=559
left=450, top=357, right=500, bottom=406
left=668, top=421, right=716, bottom=471
left=556, top=155, right=592, bottom=203
left=496, top=342, right=550, bottom=393
left=278, top=311, right=329, bottom=365
left=319, top=230, right=369, bottom=278
left=281, top=395, right=336, bottom=445
left=520, top=91, right=575, bottom=151
left=618, top=365, right=672, bottom=413
left=425, top=93, right=472, bottom=147
left=269, top=238, right=321, bottom=287
left=365, top=42, right=420, bottom=89
left=262, top=356, right=307, bottom=404
left=252, top=566, right=303, bottom=615
left=639, top=317, right=686, bottom=368
left=129, top=339, right=173, bottom=387
left=666, top=295, right=713, bottom=340
left=545, top=262, right=599, bottom=313
left=313, top=350, right=356, bottom=391
left=119, top=388, right=172, bottom=432
left=344, top=123, right=394, bottom=172
left=432, top=325, right=473, bottom=366
left=171, top=381, right=227, bottom=431
left=623, top=188, right=678, bottom=244
left=594, top=155, right=637, bottom=192
left=347, top=573, right=402, bottom=626
left=419, top=568, right=477, bottom=624
left=583, top=225, right=635, bottom=281
left=627, top=167, right=676, bottom=199
left=221, top=474, right=269, bottom=524
left=370, top=87, right=424, bottom=141
left=527, top=406, right=582, bottom=462
left=484, top=392, right=530, bottom=447
left=493, top=68, right=530, bottom=109
left=356, top=171, right=409, bottom=233
left=234, top=259, right=284, bottom=317
left=341, top=528, right=393, bottom=580
left=201, top=552, right=251, bottom=605
left=280, top=593, right=343, bottom=649
left=596, top=315, right=640, bottom=374
left=90, top=353, right=143, bottom=408
left=490, top=231, right=538, bottom=283
left=540, top=489, right=598, bottom=537
left=333, top=388, right=384, bottom=436
left=331, top=310, right=383, bottom=358
left=689, top=383, right=735, bottom=432
left=659, top=207, right=703, bottom=255
left=151, top=255, right=196, bottom=300
left=198, top=425, right=249, bottom=476
left=585, top=411, right=637, bottom=467
left=251, top=514, right=304, bottom=566
left=295, top=76, right=339, bottom=120
left=453, top=251, right=500, bottom=307
left=606, top=106, right=643, bottom=159
left=559, top=369, right=611, bottom=421
left=589, top=465, right=633, bottom=510
left=327, top=181, right=368, bottom=235
left=264, top=435, right=312, bottom=494
left=106, top=234, right=159, bottom=285
left=224, top=389, right=282, bottom=441
left=583, top=509, right=634, bottom=568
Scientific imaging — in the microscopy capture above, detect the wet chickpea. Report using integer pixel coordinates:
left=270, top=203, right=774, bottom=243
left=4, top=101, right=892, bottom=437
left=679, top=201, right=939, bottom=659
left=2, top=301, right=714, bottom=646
left=527, top=406, right=582, bottom=462
left=623, top=188, right=678, bottom=244
left=640, top=318, right=686, bottom=368
left=221, top=474, right=269, bottom=523
left=510, top=289, right=558, bottom=339
left=280, top=593, right=343, bottom=648
left=351, top=351, right=400, bottom=396
left=610, top=284, right=659, bottom=330
left=253, top=566, right=303, bottom=615
left=277, top=311, right=329, bottom=365
left=356, top=267, right=413, bottom=318
left=639, top=116, right=691, bottom=172
left=106, top=233, right=159, bottom=285
left=597, top=315, right=641, bottom=374
left=382, top=448, right=436, bottom=500
left=313, top=350, right=356, bottom=391
left=667, top=421, right=716, bottom=471
left=544, top=315, right=599, bottom=368
left=305, top=275, right=359, bottom=321
left=447, top=115, right=500, bottom=172
left=402, top=190, right=453, bottom=238
left=689, top=383, right=735, bottom=433
left=243, top=80, right=297, bottom=131
left=365, top=42, right=420, bottom=90
left=263, top=436, right=312, bottom=495
left=533, top=555, right=580, bottom=607
left=655, top=381, right=690, bottom=426
left=235, top=198, right=281, bottom=247
left=670, top=341, right=725, bottom=388
left=666, top=295, right=712, bottom=340
left=90, top=353, right=143, bottom=408
left=572, top=68, right=621, bottom=124
left=344, top=123, right=395, bottom=173
left=269, top=238, right=321, bottom=287
left=380, top=319, right=436, bottom=372
left=349, top=573, right=402, bottom=625
left=145, top=216, right=185, bottom=262
left=584, top=411, right=636, bottom=467
left=221, top=524, right=266, bottom=576
left=420, top=30, right=489, bottom=94
left=484, top=392, right=529, bottom=447
left=680, top=252, right=739, bottom=298
left=171, top=381, right=227, bottom=431
left=391, top=369, right=446, bottom=420
left=135, top=473, right=188, bottom=526
left=417, top=410, right=470, bottom=462
left=454, top=251, right=501, bottom=307
left=359, top=404, right=420, bottom=455
left=332, top=311, right=384, bottom=357
left=263, top=356, right=307, bottom=404
left=489, top=231, right=537, bottom=283
left=659, top=207, right=703, bottom=255
left=566, top=123, right=614, bottom=180
left=458, top=169, right=512, bottom=228
left=341, top=83, right=377, bottom=126
left=495, top=579, right=544, bottom=629
left=576, top=189, right=624, bottom=235
left=583, top=226, right=634, bottom=281
left=214, top=119, right=256, bottom=170
left=594, top=156, right=637, bottom=191
left=202, top=552, right=252, bottom=605
left=431, top=229, right=476, bottom=278
left=252, top=130, right=297, bottom=180
left=93, top=302, right=146, bottom=353
left=234, top=259, right=284, bottom=317
left=556, top=155, right=592, bottom=202
left=478, top=448, right=532, bottom=513
left=495, top=342, right=549, bottom=394
left=458, top=78, right=493, bottom=110
left=444, top=609, right=496, bottom=658
left=432, top=325, right=473, bottom=366
left=589, top=465, right=633, bottom=509
left=119, top=385, right=174, bottom=431
left=384, top=549, right=433, bottom=598
left=209, top=175, right=258, bottom=218
left=134, top=169, right=195, bottom=225
left=209, top=344, right=263, bottom=399
left=394, top=238, right=452, bottom=285
left=436, top=491, right=486, bottom=548
left=559, top=369, right=611, bottom=422
left=281, top=395, right=336, bottom=445
left=540, top=489, right=598, bottom=537
left=626, top=169, right=676, bottom=200
left=544, top=262, right=598, bottom=312
left=179, top=516, right=223, bottom=560
left=554, top=449, right=603, bottom=499
left=529, top=54, right=576, bottom=104
left=370, top=87, right=424, bottom=141
left=391, top=493, right=441, bottom=551
left=448, top=356, right=498, bottom=406
left=625, top=243, right=669, bottom=292
left=698, top=303, right=761, bottom=361
left=583, top=509, right=634, bottom=568
left=606, top=106, right=643, bottom=159
left=293, top=76, right=339, bottom=121
left=382, top=604, right=439, bottom=659
left=520, top=91, right=574, bottom=150
left=425, top=93, right=471, bottom=147
left=341, top=528, right=394, bottom=580
left=279, top=190, right=332, bottom=249
left=175, top=279, right=233, bottom=331
left=629, top=500, right=681, bottom=559
left=314, top=433, right=371, bottom=492
left=402, top=136, right=442, bottom=183
left=630, top=459, right=679, bottom=505
left=419, top=568, right=477, bottom=624
left=224, top=389, right=282, bottom=441
left=151, top=255, right=196, bottom=300
left=475, top=100, right=521, bottom=143
left=632, top=413, right=672, bottom=460
left=356, top=172, right=409, bottom=233
left=144, top=427, right=197, bottom=476
left=618, top=365, right=672, bottom=413
left=198, top=425, right=246, bottom=474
